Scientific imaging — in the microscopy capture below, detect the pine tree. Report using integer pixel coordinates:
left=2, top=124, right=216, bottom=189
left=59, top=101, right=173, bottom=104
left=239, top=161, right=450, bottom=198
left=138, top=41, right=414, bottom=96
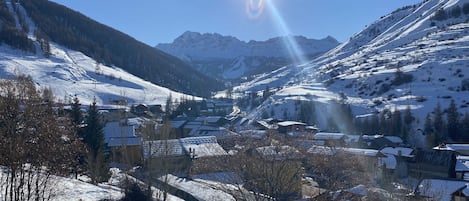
left=391, top=108, right=402, bottom=137
left=423, top=113, right=436, bottom=147
left=402, top=106, right=414, bottom=143
left=461, top=113, right=469, bottom=141
left=165, top=93, right=173, bottom=118
left=70, top=95, right=84, bottom=138
left=446, top=99, right=460, bottom=140
left=83, top=99, right=109, bottom=183
left=433, top=103, right=446, bottom=143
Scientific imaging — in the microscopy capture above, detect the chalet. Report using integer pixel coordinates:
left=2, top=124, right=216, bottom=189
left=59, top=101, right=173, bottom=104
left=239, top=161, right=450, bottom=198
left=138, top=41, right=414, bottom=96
left=194, top=116, right=228, bottom=127
left=169, top=120, right=187, bottom=138
left=434, top=144, right=469, bottom=156
left=104, top=121, right=142, bottom=165
left=416, top=179, right=468, bottom=201
left=409, top=149, right=456, bottom=179
left=143, top=136, right=227, bottom=175
left=313, top=132, right=347, bottom=147
left=277, top=121, right=306, bottom=134
left=133, top=104, right=149, bottom=116
left=453, top=184, right=469, bottom=201
left=359, top=135, right=403, bottom=149
left=456, top=156, right=469, bottom=181
left=251, top=120, right=272, bottom=130
left=188, top=125, right=239, bottom=140
left=379, top=147, right=415, bottom=178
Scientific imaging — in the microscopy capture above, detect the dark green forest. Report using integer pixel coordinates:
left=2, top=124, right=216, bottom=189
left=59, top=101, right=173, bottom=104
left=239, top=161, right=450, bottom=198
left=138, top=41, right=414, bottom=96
left=10, top=0, right=222, bottom=97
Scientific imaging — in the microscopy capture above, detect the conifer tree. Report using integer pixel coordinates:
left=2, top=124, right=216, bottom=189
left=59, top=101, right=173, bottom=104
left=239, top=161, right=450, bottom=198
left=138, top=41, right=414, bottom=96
left=402, top=106, right=414, bottom=143
left=391, top=108, right=402, bottom=137
left=83, top=98, right=109, bottom=183
left=71, top=95, right=84, bottom=138
left=446, top=99, right=460, bottom=140
left=461, top=112, right=469, bottom=141
left=433, top=103, right=446, bottom=143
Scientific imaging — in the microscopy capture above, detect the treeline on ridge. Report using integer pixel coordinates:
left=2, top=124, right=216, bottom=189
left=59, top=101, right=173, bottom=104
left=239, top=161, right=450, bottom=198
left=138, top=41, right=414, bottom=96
left=19, top=0, right=222, bottom=97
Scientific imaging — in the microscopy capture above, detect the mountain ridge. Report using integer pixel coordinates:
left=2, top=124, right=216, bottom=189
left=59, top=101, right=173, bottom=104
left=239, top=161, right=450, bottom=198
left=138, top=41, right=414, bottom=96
left=156, top=31, right=339, bottom=81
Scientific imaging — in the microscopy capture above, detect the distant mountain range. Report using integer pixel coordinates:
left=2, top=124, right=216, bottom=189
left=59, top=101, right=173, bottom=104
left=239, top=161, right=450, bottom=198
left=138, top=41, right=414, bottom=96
left=156, top=31, right=339, bottom=81
left=0, top=0, right=221, bottom=99
left=236, top=0, right=469, bottom=134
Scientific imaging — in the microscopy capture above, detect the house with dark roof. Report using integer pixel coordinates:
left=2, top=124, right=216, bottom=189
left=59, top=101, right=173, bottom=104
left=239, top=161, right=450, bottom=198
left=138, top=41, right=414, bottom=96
left=408, top=149, right=456, bottom=179
left=313, top=132, right=347, bottom=147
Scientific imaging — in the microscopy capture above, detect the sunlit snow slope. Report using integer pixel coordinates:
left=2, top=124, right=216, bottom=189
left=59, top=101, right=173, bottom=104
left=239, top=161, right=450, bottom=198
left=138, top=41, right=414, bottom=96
left=237, top=0, right=469, bottom=124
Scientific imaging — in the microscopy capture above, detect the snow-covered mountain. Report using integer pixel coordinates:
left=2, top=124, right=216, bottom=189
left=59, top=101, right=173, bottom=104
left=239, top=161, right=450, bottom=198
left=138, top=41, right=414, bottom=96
left=0, top=1, right=191, bottom=105
left=156, top=31, right=339, bottom=80
left=237, top=0, right=469, bottom=131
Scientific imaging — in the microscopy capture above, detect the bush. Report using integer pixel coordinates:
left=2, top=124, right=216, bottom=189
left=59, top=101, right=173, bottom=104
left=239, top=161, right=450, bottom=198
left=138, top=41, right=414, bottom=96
left=120, top=180, right=152, bottom=201
left=433, top=9, right=448, bottom=21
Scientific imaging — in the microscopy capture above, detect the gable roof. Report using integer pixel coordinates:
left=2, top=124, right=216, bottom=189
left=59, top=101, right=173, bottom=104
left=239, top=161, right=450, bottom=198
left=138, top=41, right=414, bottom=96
left=417, top=179, right=468, bottom=201
left=143, top=136, right=227, bottom=159
left=277, top=121, right=306, bottom=127
left=380, top=147, right=414, bottom=158
left=313, top=132, right=346, bottom=140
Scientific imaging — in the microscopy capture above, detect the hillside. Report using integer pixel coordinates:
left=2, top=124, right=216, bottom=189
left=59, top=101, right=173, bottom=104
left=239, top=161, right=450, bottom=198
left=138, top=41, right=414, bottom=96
left=156, top=31, right=339, bottom=81
left=0, top=0, right=192, bottom=105
left=11, top=0, right=222, bottom=97
left=236, top=0, right=469, bottom=137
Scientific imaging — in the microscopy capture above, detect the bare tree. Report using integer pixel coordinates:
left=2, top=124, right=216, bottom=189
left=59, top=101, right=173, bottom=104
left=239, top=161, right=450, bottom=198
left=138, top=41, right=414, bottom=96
left=0, top=76, right=83, bottom=201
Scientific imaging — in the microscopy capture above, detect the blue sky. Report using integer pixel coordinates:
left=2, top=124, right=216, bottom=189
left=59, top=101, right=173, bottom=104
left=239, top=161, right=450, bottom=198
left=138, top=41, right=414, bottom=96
left=50, top=0, right=422, bottom=46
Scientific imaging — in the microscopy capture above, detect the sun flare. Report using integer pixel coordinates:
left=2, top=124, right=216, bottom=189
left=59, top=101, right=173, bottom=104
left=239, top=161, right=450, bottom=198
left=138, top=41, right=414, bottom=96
left=245, top=0, right=265, bottom=19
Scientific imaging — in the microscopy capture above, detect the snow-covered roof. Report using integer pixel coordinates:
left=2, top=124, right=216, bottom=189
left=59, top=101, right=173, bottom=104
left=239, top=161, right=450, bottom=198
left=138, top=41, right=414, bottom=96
left=456, top=156, right=469, bottom=172
left=161, top=174, right=235, bottom=201
left=307, top=145, right=336, bottom=155
left=256, top=145, right=301, bottom=160
left=143, top=136, right=227, bottom=159
left=195, top=116, right=223, bottom=124
left=104, top=122, right=141, bottom=146
left=434, top=144, right=469, bottom=152
left=384, top=136, right=403, bottom=144
left=344, top=148, right=380, bottom=157
left=313, top=132, right=346, bottom=140
left=417, top=179, right=468, bottom=201
left=277, top=121, right=306, bottom=127
left=188, top=126, right=239, bottom=139
left=380, top=147, right=414, bottom=158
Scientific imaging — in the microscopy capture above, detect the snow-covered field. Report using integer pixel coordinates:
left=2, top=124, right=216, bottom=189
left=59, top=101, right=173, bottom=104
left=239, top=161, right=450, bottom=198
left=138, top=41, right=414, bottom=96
left=0, top=169, right=123, bottom=201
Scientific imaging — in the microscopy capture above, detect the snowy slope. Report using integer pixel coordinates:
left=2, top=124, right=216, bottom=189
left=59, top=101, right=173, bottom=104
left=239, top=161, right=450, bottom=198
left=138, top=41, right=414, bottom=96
left=156, top=31, right=339, bottom=80
left=237, top=0, right=469, bottom=127
left=0, top=2, right=191, bottom=105
left=0, top=44, right=191, bottom=106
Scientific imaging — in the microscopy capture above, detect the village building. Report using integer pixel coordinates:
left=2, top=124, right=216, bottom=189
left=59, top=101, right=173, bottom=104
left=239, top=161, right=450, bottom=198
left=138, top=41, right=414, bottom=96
left=434, top=144, right=469, bottom=156
left=409, top=149, right=456, bottom=179
left=277, top=121, right=306, bottom=134
left=103, top=121, right=142, bottom=166
left=143, top=136, right=228, bottom=176
left=359, top=135, right=403, bottom=149
left=456, top=156, right=469, bottom=181
left=313, top=132, right=347, bottom=147
left=416, top=179, right=469, bottom=201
